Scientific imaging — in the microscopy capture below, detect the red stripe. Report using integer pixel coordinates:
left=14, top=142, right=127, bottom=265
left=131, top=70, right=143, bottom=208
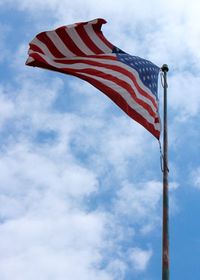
left=53, top=57, right=157, bottom=108
left=55, top=54, right=117, bottom=61
left=55, top=27, right=86, bottom=56
left=26, top=52, right=50, bottom=66
left=36, top=33, right=64, bottom=58
left=29, top=43, right=44, bottom=54
left=96, top=31, right=113, bottom=50
left=92, top=19, right=113, bottom=50
left=75, top=25, right=104, bottom=54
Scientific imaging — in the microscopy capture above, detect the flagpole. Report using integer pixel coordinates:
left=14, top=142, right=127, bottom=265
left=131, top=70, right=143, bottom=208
left=161, top=64, right=169, bottom=280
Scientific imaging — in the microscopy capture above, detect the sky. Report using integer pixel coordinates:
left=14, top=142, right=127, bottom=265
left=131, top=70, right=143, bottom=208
left=0, top=0, right=200, bottom=279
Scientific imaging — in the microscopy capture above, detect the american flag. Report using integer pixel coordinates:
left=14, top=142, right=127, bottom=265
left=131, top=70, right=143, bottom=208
left=26, top=18, right=161, bottom=139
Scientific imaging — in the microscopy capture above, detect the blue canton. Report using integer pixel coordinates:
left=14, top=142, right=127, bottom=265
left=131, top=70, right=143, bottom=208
left=112, top=47, right=160, bottom=98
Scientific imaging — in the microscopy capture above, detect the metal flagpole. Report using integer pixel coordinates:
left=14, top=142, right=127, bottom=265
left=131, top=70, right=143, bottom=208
left=161, top=64, right=169, bottom=280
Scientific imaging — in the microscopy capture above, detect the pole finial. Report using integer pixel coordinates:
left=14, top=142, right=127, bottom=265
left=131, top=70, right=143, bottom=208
left=161, top=64, right=169, bottom=72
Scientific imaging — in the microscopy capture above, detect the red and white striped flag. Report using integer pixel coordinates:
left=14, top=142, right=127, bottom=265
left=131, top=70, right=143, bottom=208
left=26, top=18, right=161, bottom=139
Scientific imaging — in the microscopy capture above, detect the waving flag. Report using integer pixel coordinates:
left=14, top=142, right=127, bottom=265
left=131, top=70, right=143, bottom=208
left=26, top=18, right=161, bottom=139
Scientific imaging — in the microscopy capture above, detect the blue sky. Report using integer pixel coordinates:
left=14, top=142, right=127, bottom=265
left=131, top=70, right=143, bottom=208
left=0, top=0, right=200, bottom=279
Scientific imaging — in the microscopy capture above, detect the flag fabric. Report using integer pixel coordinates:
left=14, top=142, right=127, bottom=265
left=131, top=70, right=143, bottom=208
left=26, top=18, right=161, bottom=139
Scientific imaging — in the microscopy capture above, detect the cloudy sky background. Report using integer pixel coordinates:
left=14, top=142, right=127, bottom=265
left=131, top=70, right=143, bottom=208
left=0, top=0, right=200, bottom=279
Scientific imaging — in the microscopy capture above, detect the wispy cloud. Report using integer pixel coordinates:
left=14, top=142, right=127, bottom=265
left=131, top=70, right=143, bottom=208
left=129, top=247, right=153, bottom=271
left=191, top=167, right=200, bottom=189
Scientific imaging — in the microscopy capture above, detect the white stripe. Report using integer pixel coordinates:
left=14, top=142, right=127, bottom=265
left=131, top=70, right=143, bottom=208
left=26, top=56, right=35, bottom=64
left=84, top=24, right=112, bottom=53
left=30, top=37, right=56, bottom=59
left=46, top=30, right=76, bottom=57
left=28, top=49, right=34, bottom=55
left=50, top=54, right=116, bottom=61
left=66, top=27, right=95, bottom=55
left=76, top=71, right=159, bottom=130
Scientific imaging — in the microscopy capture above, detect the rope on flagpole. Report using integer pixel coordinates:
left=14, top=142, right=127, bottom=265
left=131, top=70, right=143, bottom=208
left=158, top=139, right=164, bottom=172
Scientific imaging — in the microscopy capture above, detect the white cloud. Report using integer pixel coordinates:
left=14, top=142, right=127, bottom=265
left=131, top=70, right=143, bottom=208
left=0, top=211, right=112, bottom=280
left=191, top=167, right=200, bottom=189
left=0, top=23, right=11, bottom=63
left=87, top=116, right=156, bottom=178
left=129, top=247, right=153, bottom=271
left=169, top=73, right=200, bottom=121
left=0, top=74, right=151, bottom=279
left=106, top=259, right=127, bottom=280
left=0, top=73, right=161, bottom=279
left=0, top=88, right=14, bottom=128
left=0, top=75, right=112, bottom=279
left=0, top=144, right=98, bottom=199
left=115, top=180, right=162, bottom=223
